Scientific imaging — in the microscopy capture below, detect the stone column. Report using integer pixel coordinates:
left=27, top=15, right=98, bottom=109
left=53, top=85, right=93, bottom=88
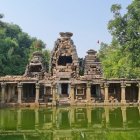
left=121, top=82, right=126, bottom=104
left=75, top=86, right=77, bottom=96
left=44, top=86, right=46, bottom=95
left=70, top=84, right=75, bottom=104
left=86, top=83, right=91, bottom=103
left=52, top=85, right=56, bottom=105
left=17, top=83, right=23, bottom=104
left=100, top=83, right=104, bottom=100
left=138, top=83, right=140, bottom=103
left=11, top=85, right=15, bottom=97
left=51, top=86, right=53, bottom=95
left=7, top=85, right=11, bottom=102
left=56, top=84, right=59, bottom=101
left=35, top=83, right=40, bottom=104
left=1, top=82, right=6, bottom=103
left=104, top=83, right=109, bottom=103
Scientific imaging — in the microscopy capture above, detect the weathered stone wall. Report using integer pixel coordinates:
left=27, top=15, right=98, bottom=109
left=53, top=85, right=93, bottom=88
left=84, top=49, right=102, bottom=79
left=50, top=32, right=79, bottom=79
left=24, top=51, right=46, bottom=79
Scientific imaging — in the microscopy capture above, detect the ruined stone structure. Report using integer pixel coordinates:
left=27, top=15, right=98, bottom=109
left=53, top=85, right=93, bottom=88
left=24, top=51, right=45, bottom=79
left=0, top=32, right=140, bottom=106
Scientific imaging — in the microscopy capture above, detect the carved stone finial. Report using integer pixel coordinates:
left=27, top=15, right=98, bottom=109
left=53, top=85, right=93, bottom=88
left=59, top=32, right=73, bottom=38
left=87, top=49, right=97, bottom=55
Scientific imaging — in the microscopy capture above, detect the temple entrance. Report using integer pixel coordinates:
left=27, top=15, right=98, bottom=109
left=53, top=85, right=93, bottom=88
left=23, top=83, right=36, bottom=102
left=109, top=83, right=121, bottom=102
left=91, top=85, right=96, bottom=97
left=58, top=83, right=70, bottom=105
left=61, top=83, right=68, bottom=97
left=91, top=84, right=100, bottom=99
left=126, top=83, right=138, bottom=102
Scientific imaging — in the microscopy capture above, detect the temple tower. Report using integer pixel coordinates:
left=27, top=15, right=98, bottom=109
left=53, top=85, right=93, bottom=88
left=84, top=49, right=102, bottom=79
left=50, top=32, right=79, bottom=79
left=24, top=51, right=46, bottom=79
left=84, top=49, right=103, bottom=100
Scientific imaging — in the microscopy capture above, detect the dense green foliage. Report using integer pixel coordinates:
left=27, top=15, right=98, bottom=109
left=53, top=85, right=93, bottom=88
left=0, top=14, right=50, bottom=76
left=99, top=0, right=140, bottom=78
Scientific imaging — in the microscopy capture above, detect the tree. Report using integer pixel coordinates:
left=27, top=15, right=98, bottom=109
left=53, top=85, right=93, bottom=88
left=0, top=14, right=50, bottom=76
left=99, top=0, right=140, bottom=78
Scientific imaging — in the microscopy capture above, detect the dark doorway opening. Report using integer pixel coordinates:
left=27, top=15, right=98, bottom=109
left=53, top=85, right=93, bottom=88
left=109, top=83, right=121, bottom=102
left=58, top=56, right=72, bottom=66
left=91, top=85, right=97, bottom=97
left=30, top=65, right=42, bottom=72
left=23, top=83, right=35, bottom=102
left=126, top=83, right=138, bottom=102
left=61, top=84, right=68, bottom=96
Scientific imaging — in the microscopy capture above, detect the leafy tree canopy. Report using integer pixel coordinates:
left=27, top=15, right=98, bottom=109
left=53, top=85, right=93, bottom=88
left=99, top=0, right=140, bottom=78
left=0, top=14, right=50, bottom=76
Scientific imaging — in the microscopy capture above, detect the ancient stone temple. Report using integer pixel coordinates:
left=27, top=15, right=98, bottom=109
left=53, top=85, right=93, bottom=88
left=84, top=49, right=102, bottom=79
left=24, top=51, right=46, bottom=79
left=0, top=32, right=140, bottom=106
left=50, top=32, right=79, bottom=79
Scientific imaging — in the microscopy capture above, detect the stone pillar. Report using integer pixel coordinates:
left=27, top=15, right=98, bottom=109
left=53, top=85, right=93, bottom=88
left=7, top=85, right=11, bottom=102
left=86, top=83, right=91, bottom=103
left=35, top=83, right=40, bottom=104
left=56, top=84, right=59, bottom=101
left=52, top=85, right=56, bottom=105
left=17, top=83, right=23, bottom=104
left=44, top=86, right=46, bottom=95
left=11, top=85, right=15, bottom=97
left=1, top=82, right=6, bottom=103
left=138, top=83, right=140, bottom=103
left=104, top=83, right=109, bottom=103
left=121, top=82, right=126, bottom=104
left=100, top=84, right=104, bottom=100
left=21, top=84, right=24, bottom=100
left=70, top=84, right=75, bottom=104
left=75, top=86, right=77, bottom=96
left=51, top=86, right=53, bottom=95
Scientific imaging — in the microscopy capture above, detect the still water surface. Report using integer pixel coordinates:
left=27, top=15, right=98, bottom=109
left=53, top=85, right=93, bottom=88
left=0, top=106, right=140, bottom=140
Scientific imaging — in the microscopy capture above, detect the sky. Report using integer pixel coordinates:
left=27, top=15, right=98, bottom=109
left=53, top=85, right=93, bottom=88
left=0, top=0, right=132, bottom=57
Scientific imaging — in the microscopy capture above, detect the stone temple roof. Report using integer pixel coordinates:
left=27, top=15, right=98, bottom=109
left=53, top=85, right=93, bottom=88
left=59, top=32, right=73, bottom=38
left=87, top=49, right=97, bottom=55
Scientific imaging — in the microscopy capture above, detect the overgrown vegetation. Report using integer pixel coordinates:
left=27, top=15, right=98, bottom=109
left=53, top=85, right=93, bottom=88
left=99, top=0, right=140, bottom=78
left=0, top=14, right=50, bottom=76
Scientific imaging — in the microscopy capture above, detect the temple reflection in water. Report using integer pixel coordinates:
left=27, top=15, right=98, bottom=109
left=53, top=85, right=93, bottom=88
left=0, top=107, right=140, bottom=140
